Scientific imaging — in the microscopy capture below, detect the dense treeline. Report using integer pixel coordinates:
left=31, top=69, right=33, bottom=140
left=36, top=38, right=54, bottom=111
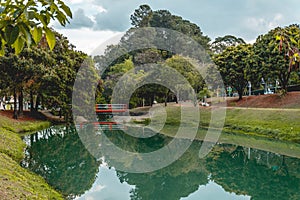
left=1, top=2, right=300, bottom=119
left=97, top=4, right=300, bottom=105
left=0, top=31, right=100, bottom=119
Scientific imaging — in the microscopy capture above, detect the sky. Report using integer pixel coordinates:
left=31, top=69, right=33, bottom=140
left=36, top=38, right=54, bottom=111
left=53, top=0, right=300, bottom=54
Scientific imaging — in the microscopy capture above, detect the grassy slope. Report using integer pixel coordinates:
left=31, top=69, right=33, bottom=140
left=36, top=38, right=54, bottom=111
left=0, top=114, right=50, bottom=133
left=151, top=106, right=300, bottom=142
left=0, top=115, right=62, bottom=200
left=131, top=105, right=300, bottom=158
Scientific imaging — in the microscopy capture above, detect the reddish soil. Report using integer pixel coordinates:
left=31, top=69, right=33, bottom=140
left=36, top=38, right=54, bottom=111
left=225, top=91, right=300, bottom=108
left=0, top=110, right=41, bottom=122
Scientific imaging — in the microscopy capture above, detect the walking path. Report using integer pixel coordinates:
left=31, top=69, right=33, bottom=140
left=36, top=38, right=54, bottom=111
left=39, top=110, right=65, bottom=123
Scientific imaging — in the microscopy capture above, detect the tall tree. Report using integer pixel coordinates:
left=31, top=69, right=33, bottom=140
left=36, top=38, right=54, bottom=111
left=253, top=25, right=300, bottom=93
left=213, top=44, right=253, bottom=100
left=130, top=4, right=153, bottom=28
left=211, top=35, right=246, bottom=54
left=276, top=24, right=300, bottom=73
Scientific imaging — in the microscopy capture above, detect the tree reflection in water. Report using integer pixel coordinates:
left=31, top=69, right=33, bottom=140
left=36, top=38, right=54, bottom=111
left=22, top=126, right=100, bottom=199
left=22, top=126, right=300, bottom=200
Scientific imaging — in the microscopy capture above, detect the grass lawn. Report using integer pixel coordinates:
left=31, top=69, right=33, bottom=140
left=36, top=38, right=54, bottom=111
left=146, top=105, right=300, bottom=142
left=130, top=104, right=300, bottom=158
left=0, top=114, right=62, bottom=200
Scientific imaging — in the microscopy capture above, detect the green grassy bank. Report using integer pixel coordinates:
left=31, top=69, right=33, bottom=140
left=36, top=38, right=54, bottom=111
left=0, top=115, right=63, bottom=200
left=136, top=105, right=300, bottom=142
left=130, top=105, right=300, bottom=158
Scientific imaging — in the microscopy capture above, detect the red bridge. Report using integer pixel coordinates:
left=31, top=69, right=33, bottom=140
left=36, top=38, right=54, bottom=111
left=77, top=121, right=126, bottom=130
left=95, top=104, right=127, bottom=113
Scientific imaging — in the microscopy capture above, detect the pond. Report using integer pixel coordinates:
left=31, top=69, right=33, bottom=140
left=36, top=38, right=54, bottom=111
left=21, top=126, right=300, bottom=200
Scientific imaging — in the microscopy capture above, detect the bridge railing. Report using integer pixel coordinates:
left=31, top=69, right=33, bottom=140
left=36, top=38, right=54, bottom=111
left=76, top=121, right=127, bottom=131
left=95, top=104, right=127, bottom=113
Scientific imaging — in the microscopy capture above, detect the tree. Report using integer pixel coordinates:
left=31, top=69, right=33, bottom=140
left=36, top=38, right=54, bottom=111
left=165, top=55, right=203, bottom=93
left=0, top=0, right=72, bottom=54
left=130, top=4, right=153, bottom=28
left=150, top=9, right=211, bottom=50
left=98, top=5, right=211, bottom=107
left=253, top=25, right=300, bottom=93
left=39, top=31, right=98, bottom=121
left=211, top=35, right=246, bottom=54
left=213, top=44, right=253, bottom=100
left=129, top=5, right=211, bottom=50
left=276, top=24, right=300, bottom=75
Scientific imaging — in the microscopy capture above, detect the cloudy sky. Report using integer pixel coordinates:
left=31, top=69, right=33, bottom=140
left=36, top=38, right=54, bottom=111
left=54, top=0, right=300, bottom=54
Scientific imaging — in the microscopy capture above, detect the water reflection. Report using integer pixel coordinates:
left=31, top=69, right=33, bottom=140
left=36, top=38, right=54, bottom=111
left=206, top=145, right=300, bottom=200
left=22, top=126, right=300, bottom=200
left=22, top=126, right=100, bottom=199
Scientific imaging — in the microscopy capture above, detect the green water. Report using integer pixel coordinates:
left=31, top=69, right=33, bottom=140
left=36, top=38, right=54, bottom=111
left=22, top=126, right=300, bottom=200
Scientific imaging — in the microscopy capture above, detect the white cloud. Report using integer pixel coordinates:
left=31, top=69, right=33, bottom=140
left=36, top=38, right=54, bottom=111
left=65, top=9, right=95, bottom=29
left=92, top=184, right=106, bottom=192
left=64, top=0, right=95, bottom=5
left=55, top=28, right=123, bottom=54
left=56, top=0, right=300, bottom=49
left=85, top=196, right=94, bottom=200
left=245, top=13, right=284, bottom=32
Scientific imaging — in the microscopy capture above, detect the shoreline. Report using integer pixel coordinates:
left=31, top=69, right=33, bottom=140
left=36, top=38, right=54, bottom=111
left=129, top=104, right=300, bottom=158
left=0, top=114, right=63, bottom=200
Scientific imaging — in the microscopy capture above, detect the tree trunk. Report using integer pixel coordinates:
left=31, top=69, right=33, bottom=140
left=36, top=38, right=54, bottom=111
left=18, top=90, right=24, bottom=116
left=35, top=94, right=40, bottom=111
left=238, top=90, right=243, bottom=100
left=13, top=88, right=18, bottom=119
left=164, top=90, right=169, bottom=107
left=30, top=90, right=34, bottom=113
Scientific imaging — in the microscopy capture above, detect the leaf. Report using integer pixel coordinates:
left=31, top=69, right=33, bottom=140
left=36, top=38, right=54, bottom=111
left=55, top=10, right=67, bottom=26
left=290, top=37, right=297, bottom=45
left=5, top=25, right=20, bottom=45
left=0, top=20, right=9, bottom=30
left=0, top=48, right=5, bottom=56
left=0, top=41, right=5, bottom=56
left=275, top=35, right=282, bottom=41
left=12, top=36, right=25, bottom=54
left=45, top=28, right=56, bottom=50
left=19, top=22, right=32, bottom=46
left=60, top=3, right=72, bottom=18
left=31, top=26, right=42, bottom=44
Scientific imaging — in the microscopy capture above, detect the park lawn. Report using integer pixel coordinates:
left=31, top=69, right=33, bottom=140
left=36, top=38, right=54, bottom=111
left=131, top=104, right=300, bottom=158
left=133, top=105, right=300, bottom=143
left=0, top=114, right=63, bottom=200
left=222, top=108, right=300, bottom=142
left=0, top=115, right=50, bottom=133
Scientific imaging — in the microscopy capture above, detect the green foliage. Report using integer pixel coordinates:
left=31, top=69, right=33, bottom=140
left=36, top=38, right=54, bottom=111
left=211, top=35, right=246, bottom=54
left=0, top=0, right=72, bottom=54
left=166, top=55, right=203, bottom=92
left=100, top=4, right=211, bottom=106
left=0, top=30, right=99, bottom=120
left=253, top=25, right=300, bottom=93
left=130, top=4, right=153, bottom=27
left=275, top=24, right=300, bottom=71
left=213, top=44, right=253, bottom=99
